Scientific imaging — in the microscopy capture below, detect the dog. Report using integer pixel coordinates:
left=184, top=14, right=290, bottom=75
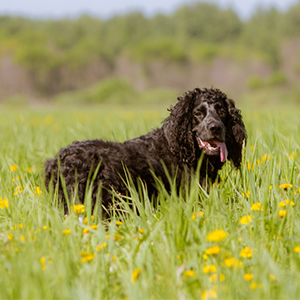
left=45, top=87, right=246, bottom=215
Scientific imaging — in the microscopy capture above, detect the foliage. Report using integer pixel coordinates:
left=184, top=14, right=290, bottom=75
left=1, top=104, right=300, bottom=299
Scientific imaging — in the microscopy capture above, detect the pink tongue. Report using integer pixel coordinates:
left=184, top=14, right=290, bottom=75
left=214, top=141, right=228, bottom=163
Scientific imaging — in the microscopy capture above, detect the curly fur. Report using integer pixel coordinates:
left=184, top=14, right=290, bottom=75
left=45, top=87, right=246, bottom=215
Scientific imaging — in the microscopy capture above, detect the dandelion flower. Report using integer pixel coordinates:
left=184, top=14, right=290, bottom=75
left=89, top=225, right=98, bottom=230
left=206, top=230, right=228, bottom=242
left=270, top=274, right=276, bottom=280
left=0, top=197, right=9, bottom=209
left=81, top=253, right=95, bottom=263
left=201, top=289, right=217, bottom=300
left=243, top=273, right=254, bottom=281
left=82, top=228, right=89, bottom=234
left=116, top=221, right=123, bottom=225
left=240, top=247, right=252, bottom=259
left=224, top=257, right=243, bottom=269
left=251, top=202, right=263, bottom=211
left=138, top=228, right=144, bottom=234
left=10, top=165, right=18, bottom=172
left=294, top=246, right=300, bottom=253
left=279, top=199, right=295, bottom=207
left=8, top=233, right=13, bottom=240
left=278, top=210, right=287, bottom=217
left=40, top=257, right=46, bottom=264
left=205, top=246, right=221, bottom=255
left=184, top=270, right=196, bottom=277
left=96, top=242, right=107, bottom=251
left=72, top=204, right=85, bottom=214
left=279, top=183, right=293, bottom=190
left=250, top=282, right=258, bottom=289
left=240, top=215, right=253, bottom=225
left=203, top=265, right=217, bottom=274
left=62, top=229, right=71, bottom=235
left=131, top=268, right=142, bottom=284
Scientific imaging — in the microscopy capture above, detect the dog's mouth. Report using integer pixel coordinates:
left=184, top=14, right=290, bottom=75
left=196, top=137, right=228, bottom=163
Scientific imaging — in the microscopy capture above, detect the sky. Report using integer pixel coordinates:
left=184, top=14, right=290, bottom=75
left=0, top=0, right=299, bottom=20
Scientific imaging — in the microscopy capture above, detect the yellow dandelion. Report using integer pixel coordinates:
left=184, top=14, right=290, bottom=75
left=240, top=247, right=252, bottom=259
left=138, top=228, right=144, bottom=234
left=224, top=257, right=243, bottom=269
left=62, top=229, right=71, bottom=235
left=8, top=233, right=13, bottom=240
left=20, top=235, right=25, bottom=241
left=131, top=268, right=142, bottom=284
left=89, top=224, right=98, bottom=230
left=82, top=228, right=89, bottom=234
left=201, top=289, right=217, bottom=300
left=206, top=230, right=228, bottom=242
left=10, top=165, right=18, bottom=172
left=294, top=246, right=300, bottom=253
left=40, top=257, right=46, bottom=264
left=43, top=226, right=47, bottom=230
left=34, top=186, right=43, bottom=196
left=251, top=202, right=263, bottom=211
left=205, top=246, right=221, bottom=255
left=81, top=253, right=95, bottom=263
left=279, top=199, right=295, bottom=207
left=203, top=265, right=217, bottom=274
left=270, top=274, right=276, bottom=280
left=240, top=215, right=253, bottom=225
left=250, top=282, right=258, bottom=289
left=250, top=145, right=254, bottom=151
left=269, top=185, right=272, bottom=190
left=116, top=221, right=123, bottom=225
left=243, top=273, right=254, bottom=281
left=42, top=265, right=47, bottom=271
left=96, top=242, right=107, bottom=251
left=246, top=160, right=251, bottom=171
left=72, top=204, right=85, bottom=214
left=278, top=210, right=287, bottom=217
left=184, top=270, right=196, bottom=277
left=191, top=214, right=196, bottom=220
left=0, top=197, right=9, bottom=209
left=279, top=183, right=293, bottom=190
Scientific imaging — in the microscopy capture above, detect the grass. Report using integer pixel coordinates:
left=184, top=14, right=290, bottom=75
left=0, top=103, right=300, bottom=299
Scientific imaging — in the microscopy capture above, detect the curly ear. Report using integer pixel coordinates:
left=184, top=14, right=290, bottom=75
left=163, top=88, right=200, bottom=166
left=225, top=98, right=247, bottom=168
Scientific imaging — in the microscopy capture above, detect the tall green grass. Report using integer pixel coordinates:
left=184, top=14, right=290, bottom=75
left=0, top=104, right=300, bottom=299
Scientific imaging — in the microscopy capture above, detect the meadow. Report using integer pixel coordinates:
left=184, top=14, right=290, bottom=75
left=0, top=102, right=300, bottom=299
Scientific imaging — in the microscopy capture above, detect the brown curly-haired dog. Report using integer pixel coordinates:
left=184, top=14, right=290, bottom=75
left=45, top=87, right=246, bottom=215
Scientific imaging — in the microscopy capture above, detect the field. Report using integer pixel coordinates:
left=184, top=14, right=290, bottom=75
left=1, top=102, right=300, bottom=299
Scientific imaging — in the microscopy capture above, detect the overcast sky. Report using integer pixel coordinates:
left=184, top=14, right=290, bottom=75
left=0, top=0, right=299, bottom=20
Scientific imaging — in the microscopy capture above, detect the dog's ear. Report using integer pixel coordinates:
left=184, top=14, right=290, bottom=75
left=163, top=88, right=200, bottom=165
left=225, top=98, right=247, bottom=168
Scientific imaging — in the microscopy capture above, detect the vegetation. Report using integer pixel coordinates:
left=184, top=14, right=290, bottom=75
left=0, top=2, right=300, bottom=98
left=1, top=103, right=300, bottom=299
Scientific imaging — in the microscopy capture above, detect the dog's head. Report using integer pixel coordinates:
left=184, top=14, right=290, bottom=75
left=164, top=87, right=246, bottom=168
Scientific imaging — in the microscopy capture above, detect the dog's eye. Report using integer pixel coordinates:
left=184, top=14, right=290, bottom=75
left=194, top=111, right=203, bottom=117
left=219, top=109, right=227, bottom=117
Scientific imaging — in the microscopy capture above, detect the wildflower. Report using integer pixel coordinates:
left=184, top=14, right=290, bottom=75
left=83, top=215, right=94, bottom=225
left=8, top=233, right=13, bottom=240
left=279, top=183, right=293, bottom=190
left=106, top=254, right=116, bottom=261
left=191, top=214, right=196, bottom=220
left=270, top=274, right=276, bottom=280
left=240, top=247, right=252, bottom=259
left=250, top=282, right=257, bottom=289
left=240, top=215, right=253, bottom=225
left=201, top=289, right=217, bottom=300
left=10, top=165, right=18, bottom=172
left=0, top=197, right=9, bottom=209
left=206, top=230, right=228, bottom=242
left=89, top=225, right=98, bottom=230
left=209, top=273, right=225, bottom=282
left=203, top=265, right=217, bottom=274
left=247, top=160, right=251, bottom=171
left=116, top=221, right=123, bottom=225
left=96, top=242, right=107, bottom=251
left=224, top=257, right=243, bottom=269
left=43, top=226, right=47, bottom=230
left=279, top=199, right=295, bottom=207
left=131, top=268, right=142, bottom=284
left=81, top=253, right=95, bottom=263
left=72, top=204, right=85, bottom=214
left=250, top=145, right=254, bottom=151
left=34, top=186, right=43, bottom=196
left=294, top=246, right=300, bottom=253
left=82, top=228, right=89, bottom=234
left=138, top=228, right=144, bottom=234
left=40, top=257, right=46, bottom=264
left=278, top=210, right=287, bottom=217
left=243, top=273, right=254, bottom=281
left=42, top=265, right=47, bottom=271
left=20, top=235, right=25, bottom=241
left=184, top=270, right=196, bottom=277
left=269, top=185, right=272, bottom=190
left=205, top=246, right=221, bottom=255
left=251, top=202, right=263, bottom=211
left=62, top=229, right=71, bottom=235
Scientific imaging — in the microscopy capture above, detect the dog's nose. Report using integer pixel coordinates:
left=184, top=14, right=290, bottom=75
left=209, top=123, right=224, bottom=134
